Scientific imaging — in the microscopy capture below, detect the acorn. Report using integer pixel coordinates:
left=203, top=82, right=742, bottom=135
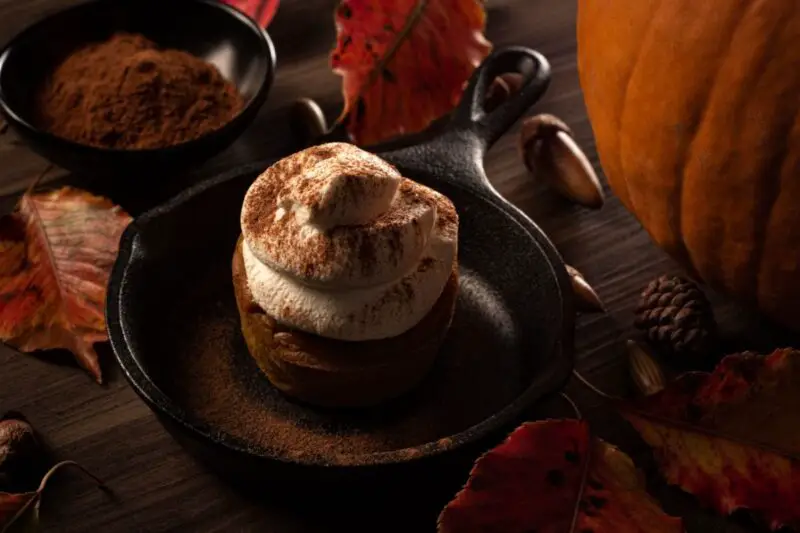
left=0, top=413, right=46, bottom=492
left=485, top=73, right=525, bottom=112
left=519, top=114, right=604, bottom=209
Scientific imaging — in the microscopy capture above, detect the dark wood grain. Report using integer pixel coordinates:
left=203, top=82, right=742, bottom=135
left=0, top=1, right=797, bottom=532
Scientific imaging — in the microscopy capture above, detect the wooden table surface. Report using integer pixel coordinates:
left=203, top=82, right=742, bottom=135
left=1, top=1, right=797, bottom=532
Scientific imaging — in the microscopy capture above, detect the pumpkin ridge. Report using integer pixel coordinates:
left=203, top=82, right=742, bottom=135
left=753, top=115, right=800, bottom=314
left=754, top=138, right=792, bottom=306
left=726, top=3, right=797, bottom=303
left=756, top=111, right=800, bottom=321
left=615, top=0, right=665, bottom=226
left=677, top=4, right=753, bottom=284
left=750, top=1, right=800, bottom=312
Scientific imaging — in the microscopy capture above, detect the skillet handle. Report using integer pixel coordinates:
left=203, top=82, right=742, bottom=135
left=452, top=46, right=551, bottom=151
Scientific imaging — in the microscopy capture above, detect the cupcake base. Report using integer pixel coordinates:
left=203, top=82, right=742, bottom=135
left=231, top=236, right=459, bottom=408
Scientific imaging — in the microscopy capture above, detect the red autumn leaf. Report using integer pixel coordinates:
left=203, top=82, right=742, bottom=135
left=0, top=491, right=33, bottom=530
left=437, top=419, right=683, bottom=533
left=620, top=348, right=800, bottom=531
left=0, top=187, right=131, bottom=383
left=330, top=0, right=492, bottom=146
left=222, top=0, right=280, bottom=28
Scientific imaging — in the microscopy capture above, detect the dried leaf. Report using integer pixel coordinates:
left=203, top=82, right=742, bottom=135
left=0, top=187, right=131, bottom=383
left=438, top=419, right=682, bottom=533
left=620, top=348, right=800, bottom=530
left=0, top=494, right=39, bottom=533
left=0, top=492, right=34, bottom=532
left=331, top=0, right=492, bottom=145
left=221, top=0, right=280, bottom=27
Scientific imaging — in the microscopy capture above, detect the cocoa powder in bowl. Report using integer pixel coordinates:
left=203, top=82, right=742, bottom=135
left=35, top=32, right=244, bottom=149
left=148, top=257, right=526, bottom=467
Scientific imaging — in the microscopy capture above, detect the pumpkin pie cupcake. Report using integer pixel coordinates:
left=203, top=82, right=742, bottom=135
left=232, top=142, right=459, bottom=408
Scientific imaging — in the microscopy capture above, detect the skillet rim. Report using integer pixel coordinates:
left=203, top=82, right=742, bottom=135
left=106, top=157, right=575, bottom=469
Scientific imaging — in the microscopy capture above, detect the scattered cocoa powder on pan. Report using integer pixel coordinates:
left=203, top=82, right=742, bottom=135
left=149, top=260, right=526, bottom=466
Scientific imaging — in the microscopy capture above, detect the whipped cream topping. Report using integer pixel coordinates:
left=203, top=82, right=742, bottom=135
left=240, top=142, right=458, bottom=341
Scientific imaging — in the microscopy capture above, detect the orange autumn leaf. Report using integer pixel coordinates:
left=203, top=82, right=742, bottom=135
left=330, top=0, right=492, bottom=146
left=438, top=419, right=682, bottom=533
left=620, top=348, right=800, bottom=531
left=0, top=187, right=131, bottom=383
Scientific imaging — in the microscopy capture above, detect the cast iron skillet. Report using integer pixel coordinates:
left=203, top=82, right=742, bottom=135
left=107, top=47, right=574, bottom=489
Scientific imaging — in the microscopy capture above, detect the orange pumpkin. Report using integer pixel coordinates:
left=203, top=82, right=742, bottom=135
left=576, top=0, right=800, bottom=331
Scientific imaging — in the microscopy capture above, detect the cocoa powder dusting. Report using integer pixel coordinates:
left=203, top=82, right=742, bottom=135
left=35, top=33, right=244, bottom=149
left=150, top=261, right=522, bottom=466
left=242, top=149, right=453, bottom=289
left=357, top=231, right=377, bottom=277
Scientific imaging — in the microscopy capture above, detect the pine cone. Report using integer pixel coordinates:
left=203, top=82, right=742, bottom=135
left=634, top=275, right=717, bottom=360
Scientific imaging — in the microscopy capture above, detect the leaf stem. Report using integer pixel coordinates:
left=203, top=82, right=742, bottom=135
left=24, top=164, right=54, bottom=197
left=1, top=494, right=38, bottom=533
left=559, top=392, right=583, bottom=420
left=572, top=368, right=621, bottom=401
left=36, top=461, right=109, bottom=494
left=334, top=0, right=429, bottom=127
left=0, top=461, right=109, bottom=533
left=569, top=427, right=595, bottom=533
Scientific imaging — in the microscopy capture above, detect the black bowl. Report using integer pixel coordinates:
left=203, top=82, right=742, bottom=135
left=0, top=0, right=276, bottom=177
